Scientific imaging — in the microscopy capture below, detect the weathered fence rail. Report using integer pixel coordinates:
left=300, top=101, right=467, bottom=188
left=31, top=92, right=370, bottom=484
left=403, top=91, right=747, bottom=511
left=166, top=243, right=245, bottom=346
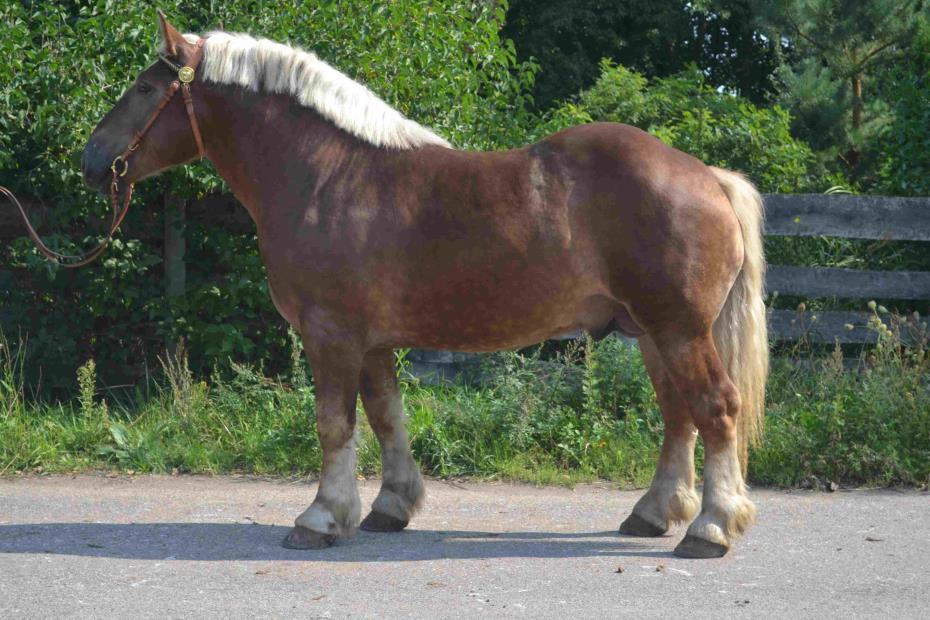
left=766, top=265, right=930, bottom=300
left=763, top=194, right=930, bottom=241
left=762, top=193, right=929, bottom=345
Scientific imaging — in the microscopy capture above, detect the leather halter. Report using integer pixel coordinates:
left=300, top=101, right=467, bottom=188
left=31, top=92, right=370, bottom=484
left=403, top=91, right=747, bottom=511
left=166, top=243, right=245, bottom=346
left=1, top=38, right=206, bottom=268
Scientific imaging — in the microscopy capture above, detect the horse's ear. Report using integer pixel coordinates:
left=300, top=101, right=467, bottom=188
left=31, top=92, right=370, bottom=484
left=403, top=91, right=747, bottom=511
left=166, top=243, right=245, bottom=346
left=157, top=9, right=186, bottom=58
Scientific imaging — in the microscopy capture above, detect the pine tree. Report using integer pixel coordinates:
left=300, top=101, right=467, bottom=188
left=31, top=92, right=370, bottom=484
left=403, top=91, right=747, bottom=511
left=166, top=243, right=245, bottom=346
left=755, top=0, right=926, bottom=177
left=878, top=16, right=930, bottom=195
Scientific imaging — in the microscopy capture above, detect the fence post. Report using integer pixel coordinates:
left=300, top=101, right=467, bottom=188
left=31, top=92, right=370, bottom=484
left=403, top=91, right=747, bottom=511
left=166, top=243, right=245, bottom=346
left=164, top=191, right=186, bottom=357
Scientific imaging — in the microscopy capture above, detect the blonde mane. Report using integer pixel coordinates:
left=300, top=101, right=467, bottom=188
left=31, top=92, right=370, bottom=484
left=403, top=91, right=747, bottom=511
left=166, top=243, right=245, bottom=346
left=189, top=31, right=451, bottom=150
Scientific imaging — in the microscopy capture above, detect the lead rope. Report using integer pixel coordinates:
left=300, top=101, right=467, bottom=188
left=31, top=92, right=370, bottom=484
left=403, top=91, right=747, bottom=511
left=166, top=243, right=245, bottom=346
left=0, top=173, right=132, bottom=268
left=0, top=38, right=204, bottom=268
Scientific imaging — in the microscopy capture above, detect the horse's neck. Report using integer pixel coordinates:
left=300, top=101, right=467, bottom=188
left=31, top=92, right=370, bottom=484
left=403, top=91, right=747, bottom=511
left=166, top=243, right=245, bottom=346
left=199, top=85, right=371, bottom=221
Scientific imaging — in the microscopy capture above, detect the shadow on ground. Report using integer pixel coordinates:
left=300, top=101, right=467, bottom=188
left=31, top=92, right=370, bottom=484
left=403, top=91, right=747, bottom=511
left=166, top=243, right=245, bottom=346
left=0, top=523, right=674, bottom=561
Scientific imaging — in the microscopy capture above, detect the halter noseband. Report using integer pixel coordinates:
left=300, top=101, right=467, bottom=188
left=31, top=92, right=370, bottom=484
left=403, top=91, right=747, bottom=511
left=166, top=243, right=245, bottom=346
left=0, top=38, right=208, bottom=268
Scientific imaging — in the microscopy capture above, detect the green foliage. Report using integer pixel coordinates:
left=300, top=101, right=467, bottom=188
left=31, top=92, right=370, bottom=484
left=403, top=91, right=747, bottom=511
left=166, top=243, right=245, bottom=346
left=543, top=60, right=828, bottom=192
left=76, top=358, right=106, bottom=422
left=878, top=18, right=930, bottom=196
left=0, top=336, right=378, bottom=475
left=3, top=328, right=928, bottom=487
left=503, top=0, right=784, bottom=108
left=753, top=312, right=930, bottom=487
left=384, top=338, right=665, bottom=484
left=0, top=333, right=25, bottom=422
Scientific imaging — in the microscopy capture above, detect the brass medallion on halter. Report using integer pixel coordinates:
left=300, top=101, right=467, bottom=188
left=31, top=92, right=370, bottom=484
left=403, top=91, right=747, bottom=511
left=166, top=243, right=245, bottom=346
left=178, top=66, right=195, bottom=83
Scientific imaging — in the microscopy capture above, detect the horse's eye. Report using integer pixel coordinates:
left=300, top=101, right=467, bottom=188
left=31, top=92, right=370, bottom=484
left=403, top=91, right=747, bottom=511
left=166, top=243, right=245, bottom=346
left=137, top=82, right=153, bottom=94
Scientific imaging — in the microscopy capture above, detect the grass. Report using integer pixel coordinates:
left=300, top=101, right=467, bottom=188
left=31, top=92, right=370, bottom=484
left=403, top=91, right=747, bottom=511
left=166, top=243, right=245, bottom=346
left=1, top=313, right=928, bottom=488
left=755, top=313, right=930, bottom=487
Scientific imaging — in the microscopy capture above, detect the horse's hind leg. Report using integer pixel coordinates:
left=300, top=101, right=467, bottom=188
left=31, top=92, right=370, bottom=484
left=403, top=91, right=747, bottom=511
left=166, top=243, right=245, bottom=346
left=619, top=336, right=700, bottom=537
left=284, top=334, right=363, bottom=550
left=358, top=348, right=425, bottom=532
left=651, top=331, right=755, bottom=558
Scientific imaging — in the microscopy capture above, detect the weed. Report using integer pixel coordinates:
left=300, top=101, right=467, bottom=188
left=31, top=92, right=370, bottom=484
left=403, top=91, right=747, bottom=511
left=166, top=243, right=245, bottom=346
left=751, top=306, right=930, bottom=487
left=77, top=358, right=107, bottom=422
left=0, top=333, right=24, bottom=420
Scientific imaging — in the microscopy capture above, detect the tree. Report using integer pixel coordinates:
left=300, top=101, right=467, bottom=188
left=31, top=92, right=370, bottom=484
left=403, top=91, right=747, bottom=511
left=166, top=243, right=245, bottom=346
left=503, top=0, right=784, bottom=109
left=878, top=16, right=930, bottom=195
left=755, top=0, right=927, bottom=176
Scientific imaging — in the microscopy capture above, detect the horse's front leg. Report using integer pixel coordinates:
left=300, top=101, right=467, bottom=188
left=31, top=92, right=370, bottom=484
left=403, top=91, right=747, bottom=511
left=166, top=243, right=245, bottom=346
left=358, top=348, right=425, bottom=532
left=283, top=335, right=363, bottom=550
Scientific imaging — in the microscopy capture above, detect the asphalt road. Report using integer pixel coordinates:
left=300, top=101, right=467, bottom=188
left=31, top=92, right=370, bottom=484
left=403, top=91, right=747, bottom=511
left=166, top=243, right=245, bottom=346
left=0, top=475, right=927, bottom=618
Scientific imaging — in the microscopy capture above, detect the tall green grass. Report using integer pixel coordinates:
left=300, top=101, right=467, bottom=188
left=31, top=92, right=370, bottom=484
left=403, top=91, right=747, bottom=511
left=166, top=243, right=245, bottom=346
left=1, top=314, right=928, bottom=487
left=405, top=337, right=665, bottom=486
left=754, top=310, right=929, bottom=487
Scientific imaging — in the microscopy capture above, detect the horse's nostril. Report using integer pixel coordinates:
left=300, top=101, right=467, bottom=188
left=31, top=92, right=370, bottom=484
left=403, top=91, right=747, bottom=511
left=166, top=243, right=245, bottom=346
left=81, top=143, right=108, bottom=191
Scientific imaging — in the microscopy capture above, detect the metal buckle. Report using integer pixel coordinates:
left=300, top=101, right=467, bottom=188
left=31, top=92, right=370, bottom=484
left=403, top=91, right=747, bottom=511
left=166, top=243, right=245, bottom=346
left=111, top=156, right=129, bottom=177
left=178, top=66, right=195, bottom=83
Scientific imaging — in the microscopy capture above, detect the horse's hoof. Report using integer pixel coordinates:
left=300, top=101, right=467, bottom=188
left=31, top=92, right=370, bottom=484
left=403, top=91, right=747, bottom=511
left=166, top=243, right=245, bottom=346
left=360, top=511, right=409, bottom=532
left=282, top=526, right=336, bottom=550
left=618, top=513, right=667, bottom=537
left=673, top=534, right=729, bottom=558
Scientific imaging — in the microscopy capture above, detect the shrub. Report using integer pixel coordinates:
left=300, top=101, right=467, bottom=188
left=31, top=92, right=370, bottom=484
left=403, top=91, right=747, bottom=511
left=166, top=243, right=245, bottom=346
left=752, top=308, right=930, bottom=487
left=539, top=60, right=833, bottom=192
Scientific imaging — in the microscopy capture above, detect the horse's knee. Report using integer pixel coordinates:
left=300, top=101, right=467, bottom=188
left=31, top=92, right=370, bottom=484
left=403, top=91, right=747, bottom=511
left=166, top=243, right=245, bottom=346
left=359, top=364, right=395, bottom=402
left=316, top=409, right=355, bottom=451
left=360, top=351, right=404, bottom=439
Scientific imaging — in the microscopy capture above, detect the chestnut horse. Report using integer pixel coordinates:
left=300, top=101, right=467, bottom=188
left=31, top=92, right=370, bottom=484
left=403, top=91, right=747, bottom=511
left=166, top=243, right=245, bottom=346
left=82, top=14, right=768, bottom=558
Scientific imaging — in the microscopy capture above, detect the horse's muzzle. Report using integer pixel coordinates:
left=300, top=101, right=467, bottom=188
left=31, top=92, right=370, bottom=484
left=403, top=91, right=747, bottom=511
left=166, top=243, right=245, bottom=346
left=81, top=139, right=112, bottom=193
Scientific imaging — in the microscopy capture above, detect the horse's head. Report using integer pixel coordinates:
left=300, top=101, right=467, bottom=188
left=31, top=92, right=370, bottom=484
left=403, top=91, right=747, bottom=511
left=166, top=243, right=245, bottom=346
left=82, top=11, right=204, bottom=193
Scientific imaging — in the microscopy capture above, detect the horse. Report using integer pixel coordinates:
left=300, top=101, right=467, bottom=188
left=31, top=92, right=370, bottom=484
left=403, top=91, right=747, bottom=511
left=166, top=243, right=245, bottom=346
left=81, top=12, right=768, bottom=558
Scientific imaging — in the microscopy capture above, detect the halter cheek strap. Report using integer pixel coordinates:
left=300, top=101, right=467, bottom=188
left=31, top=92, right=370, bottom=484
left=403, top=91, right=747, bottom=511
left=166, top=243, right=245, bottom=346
left=145, top=37, right=207, bottom=163
left=1, top=38, right=207, bottom=268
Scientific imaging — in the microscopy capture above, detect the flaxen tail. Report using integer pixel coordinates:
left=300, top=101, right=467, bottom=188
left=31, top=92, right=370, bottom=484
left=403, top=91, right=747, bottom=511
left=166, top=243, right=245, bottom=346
left=709, top=167, right=769, bottom=473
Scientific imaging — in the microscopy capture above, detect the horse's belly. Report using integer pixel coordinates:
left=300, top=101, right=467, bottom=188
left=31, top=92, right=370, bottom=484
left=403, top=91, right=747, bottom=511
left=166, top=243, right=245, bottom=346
left=384, top=283, right=625, bottom=352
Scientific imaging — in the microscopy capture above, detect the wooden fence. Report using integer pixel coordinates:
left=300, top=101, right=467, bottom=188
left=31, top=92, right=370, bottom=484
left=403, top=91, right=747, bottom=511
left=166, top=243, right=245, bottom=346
left=763, top=194, right=930, bottom=344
